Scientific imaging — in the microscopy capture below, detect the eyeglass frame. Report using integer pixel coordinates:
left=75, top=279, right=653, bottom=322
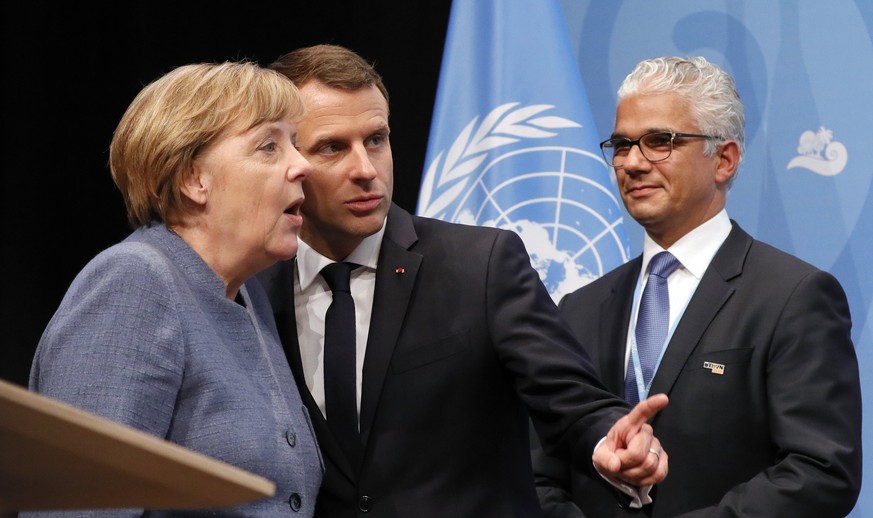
left=599, top=131, right=719, bottom=169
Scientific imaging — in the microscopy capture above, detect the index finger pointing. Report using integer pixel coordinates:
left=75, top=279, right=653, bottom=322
left=626, top=393, right=669, bottom=427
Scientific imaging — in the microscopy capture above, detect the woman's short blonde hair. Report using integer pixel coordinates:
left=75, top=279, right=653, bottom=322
left=109, top=61, right=304, bottom=227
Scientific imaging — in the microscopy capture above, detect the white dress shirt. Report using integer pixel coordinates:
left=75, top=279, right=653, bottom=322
left=293, top=222, right=386, bottom=421
left=625, top=209, right=733, bottom=396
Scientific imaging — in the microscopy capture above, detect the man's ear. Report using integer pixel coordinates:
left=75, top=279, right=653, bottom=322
left=180, top=164, right=209, bottom=207
left=715, top=140, right=740, bottom=186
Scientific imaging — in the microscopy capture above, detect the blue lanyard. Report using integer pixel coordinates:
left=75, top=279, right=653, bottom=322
left=627, top=275, right=692, bottom=401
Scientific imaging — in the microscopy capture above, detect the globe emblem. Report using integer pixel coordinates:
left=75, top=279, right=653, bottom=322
left=448, top=145, right=630, bottom=302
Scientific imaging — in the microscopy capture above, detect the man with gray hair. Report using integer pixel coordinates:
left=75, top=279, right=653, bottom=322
left=533, top=56, right=862, bottom=517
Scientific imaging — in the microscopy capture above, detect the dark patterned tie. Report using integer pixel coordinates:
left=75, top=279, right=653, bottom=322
left=321, top=262, right=361, bottom=464
left=626, top=252, right=680, bottom=404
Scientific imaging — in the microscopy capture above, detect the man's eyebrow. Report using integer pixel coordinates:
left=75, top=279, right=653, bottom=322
left=305, top=133, right=340, bottom=150
left=610, top=127, right=672, bottom=139
left=369, top=122, right=391, bottom=135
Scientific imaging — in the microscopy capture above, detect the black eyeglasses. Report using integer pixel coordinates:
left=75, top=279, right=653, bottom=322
left=599, top=131, right=718, bottom=168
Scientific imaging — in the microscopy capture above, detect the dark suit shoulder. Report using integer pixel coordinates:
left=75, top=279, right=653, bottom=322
left=405, top=212, right=524, bottom=259
left=746, top=238, right=821, bottom=273
left=559, top=258, right=639, bottom=312
left=716, top=222, right=831, bottom=282
left=736, top=238, right=843, bottom=291
left=386, top=203, right=509, bottom=253
left=410, top=212, right=504, bottom=239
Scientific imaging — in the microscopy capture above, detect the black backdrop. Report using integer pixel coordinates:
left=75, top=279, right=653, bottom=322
left=1, top=1, right=452, bottom=387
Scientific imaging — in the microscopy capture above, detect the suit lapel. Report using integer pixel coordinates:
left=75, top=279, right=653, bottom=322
left=649, top=223, right=751, bottom=400
left=277, top=290, right=361, bottom=480
left=359, top=205, right=421, bottom=446
left=599, top=261, right=640, bottom=395
left=258, top=260, right=322, bottom=416
left=260, top=257, right=362, bottom=481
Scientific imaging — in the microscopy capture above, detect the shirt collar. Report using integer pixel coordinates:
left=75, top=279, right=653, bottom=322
left=295, top=219, right=387, bottom=291
left=641, top=209, right=732, bottom=280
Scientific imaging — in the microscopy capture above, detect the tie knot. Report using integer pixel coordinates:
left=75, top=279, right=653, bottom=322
left=321, top=262, right=357, bottom=293
left=648, top=252, right=680, bottom=279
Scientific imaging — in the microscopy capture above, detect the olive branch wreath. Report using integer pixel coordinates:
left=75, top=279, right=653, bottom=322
left=419, top=102, right=581, bottom=218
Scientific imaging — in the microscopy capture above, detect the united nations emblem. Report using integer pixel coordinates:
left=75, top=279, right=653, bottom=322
left=419, top=103, right=630, bottom=302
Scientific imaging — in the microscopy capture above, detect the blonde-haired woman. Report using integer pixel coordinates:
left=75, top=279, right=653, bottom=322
left=26, top=62, right=321, bottom=516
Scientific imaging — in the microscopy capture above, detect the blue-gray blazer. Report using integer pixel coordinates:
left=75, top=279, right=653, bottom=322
left=27, top=224, right=323, bottom=516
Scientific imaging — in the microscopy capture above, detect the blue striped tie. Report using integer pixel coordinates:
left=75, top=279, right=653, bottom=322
left=626, top=252, right=680, bottom=404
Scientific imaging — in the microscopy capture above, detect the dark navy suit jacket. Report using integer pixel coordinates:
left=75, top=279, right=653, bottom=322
left=535, top=222, right=862, bottom=517
left=260, top=203, right=631, bottom=518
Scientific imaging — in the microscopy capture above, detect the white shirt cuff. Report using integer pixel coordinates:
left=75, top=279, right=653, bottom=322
left=593, top=437, right=653, bottom=508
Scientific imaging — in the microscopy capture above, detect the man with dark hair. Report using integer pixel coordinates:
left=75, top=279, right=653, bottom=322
left=258, top=44, right=669, bottom=517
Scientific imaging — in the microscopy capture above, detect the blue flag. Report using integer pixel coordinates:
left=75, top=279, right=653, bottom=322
left=418, top=0, right=631, bottom=302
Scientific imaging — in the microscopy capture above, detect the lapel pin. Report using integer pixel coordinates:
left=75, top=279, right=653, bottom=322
left=395, top=267, right=405, bottom=274
left=703, top=361, right=725, bottom=375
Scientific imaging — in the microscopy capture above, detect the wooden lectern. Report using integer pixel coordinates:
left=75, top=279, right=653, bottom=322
left=0, top=378, right=275, bottom=514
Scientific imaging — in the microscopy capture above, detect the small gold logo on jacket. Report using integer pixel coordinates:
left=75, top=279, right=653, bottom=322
left=703, top=361, right=725, bottom=375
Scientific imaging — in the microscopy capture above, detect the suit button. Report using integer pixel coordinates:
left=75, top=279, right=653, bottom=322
left=288, top=493, right=302, bottom=511
left=286, top=429, right=297, bottom=447
left=358, top=495, right=373, bottom=512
